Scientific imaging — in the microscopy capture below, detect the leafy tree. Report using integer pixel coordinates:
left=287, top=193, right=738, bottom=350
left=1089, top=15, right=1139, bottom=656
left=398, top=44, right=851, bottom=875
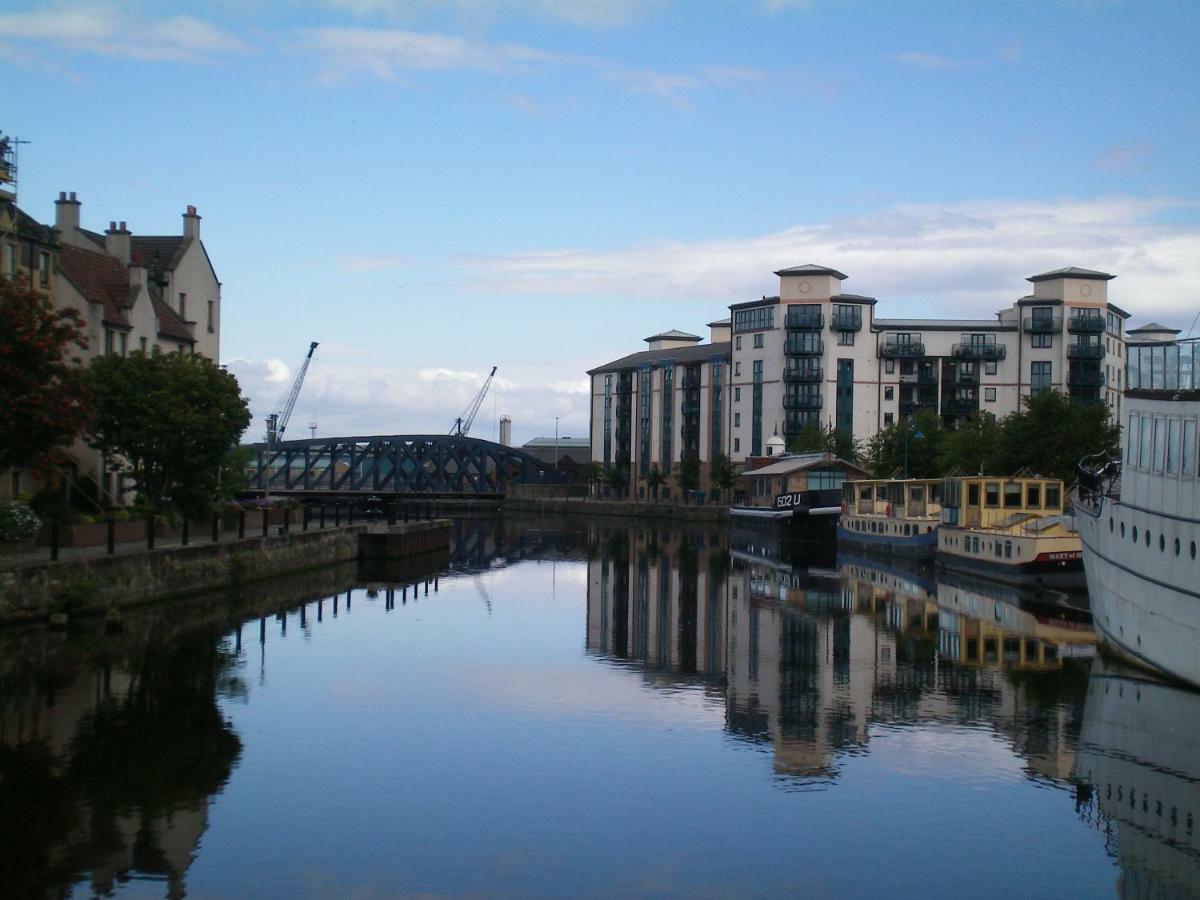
left=786, top=422, right=859, bottom=462
left=937, top=412, right=1002, bottom=475
left=864, top=409, right=943, bottom=478
left=674, top=456, right=700, bottom=496
left=709, top=453, right=739, bottom=504
left=84, top=349, right=251, bottom=517
left=577, top=460, right=602, bottom=494
left=644, top=465, right=667, bottom=501
left=0, top=275, right=91, bottom=473
left=603, top=464, right=627, bottom=497
left=991, top=390, right=1119, bottom=484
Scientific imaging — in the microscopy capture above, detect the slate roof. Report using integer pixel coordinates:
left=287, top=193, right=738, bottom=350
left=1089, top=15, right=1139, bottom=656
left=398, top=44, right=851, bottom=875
left=773, top=264, right=848, bottom=280
left=57, top=244, right=132, bottom=328
left=588, top=341, right=731, bottom=375
left=744, top=452, right=870, bottom=478
left=0, top=200, right=56, bottom=244
left=644, top=329, right=701, bottom=343
left=830, top=293, right=877, bottom=304
left=148, top=281, right=194, bottom=344
left=1127, top=322, right=1182, bottom=335
left=523, top=437, right=590, bottom=448
left=873, top=317, right=1011, bottom=331
left=1027, top=267, right=1115, bottom=282
left=131, top=235, right=188, bottom=274
left=707, top=317, right=731, bottom=327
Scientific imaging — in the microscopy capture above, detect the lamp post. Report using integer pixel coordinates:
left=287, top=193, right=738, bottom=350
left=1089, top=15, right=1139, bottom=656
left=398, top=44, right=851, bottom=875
left=555, top=417, right=559, bottom=473
left=902, top=415, right=924, bottom=478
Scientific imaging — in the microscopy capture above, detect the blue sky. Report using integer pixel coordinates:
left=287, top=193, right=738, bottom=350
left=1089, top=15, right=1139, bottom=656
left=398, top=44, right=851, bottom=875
left=4, top=0, right=1198, bottom=443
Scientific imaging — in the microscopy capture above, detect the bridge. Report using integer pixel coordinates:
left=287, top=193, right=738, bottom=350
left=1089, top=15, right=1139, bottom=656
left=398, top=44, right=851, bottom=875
left=245, top=434, right=568, bottom=497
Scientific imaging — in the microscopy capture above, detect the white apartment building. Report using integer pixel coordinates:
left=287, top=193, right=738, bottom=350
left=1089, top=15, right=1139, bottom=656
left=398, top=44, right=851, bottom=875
left=588, top=264, right=1129, bottom=485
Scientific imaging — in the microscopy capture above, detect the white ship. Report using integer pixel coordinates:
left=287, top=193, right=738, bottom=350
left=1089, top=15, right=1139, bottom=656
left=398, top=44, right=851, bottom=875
left=1075, top=329, right=1200, bottom=688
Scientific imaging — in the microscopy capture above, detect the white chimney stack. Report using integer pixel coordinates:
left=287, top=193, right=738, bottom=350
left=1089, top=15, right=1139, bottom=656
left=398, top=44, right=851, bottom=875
left=183, top=204, right=200, bottom=240
left=105, top=220, right=130, bottom=264
left=54, top=190, right=80, bottom=233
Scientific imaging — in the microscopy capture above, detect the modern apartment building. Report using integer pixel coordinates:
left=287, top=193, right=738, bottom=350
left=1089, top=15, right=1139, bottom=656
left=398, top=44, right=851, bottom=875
left=588, top=264, right=1129, bottom=483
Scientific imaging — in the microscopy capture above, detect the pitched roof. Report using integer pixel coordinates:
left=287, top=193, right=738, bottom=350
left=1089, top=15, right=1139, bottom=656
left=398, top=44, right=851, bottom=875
left=644, top=329, right=701, bottom=343
left=588, top=341, right=730, bottom=375
left=706, top=317, right=731, bottom=327
left=1127, top=322, right=1181, bottom=335
left=773, top=264, right=848, bottom=279
left=873, top=317, right=1010, bottom=331
left=0, top=200, right=56, bottom=244
left=1027, top=266, right=1115, bottom=282
left=131, top=235, right=188, bottom=274
left=522, top=437, right=590, bottom=448
left=57, top=244, right=131, bottom=328
left=148, top=282, right=194, bottom=344
left=744, top=452, right=869, bottom=478
left=830, top=293, right=877, bottom=304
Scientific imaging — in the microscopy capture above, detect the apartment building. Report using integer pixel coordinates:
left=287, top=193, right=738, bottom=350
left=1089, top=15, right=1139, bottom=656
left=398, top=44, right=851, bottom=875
left=588, top=264, right=1129, bottom=478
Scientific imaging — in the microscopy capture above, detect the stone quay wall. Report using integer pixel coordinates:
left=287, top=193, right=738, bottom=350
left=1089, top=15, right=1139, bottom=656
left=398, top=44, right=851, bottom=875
left=501, top=496, right=729, bottom=523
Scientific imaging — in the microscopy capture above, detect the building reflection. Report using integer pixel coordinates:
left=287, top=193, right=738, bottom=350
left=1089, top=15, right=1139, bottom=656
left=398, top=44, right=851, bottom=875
left=587, top=527, right=1095, bottom=784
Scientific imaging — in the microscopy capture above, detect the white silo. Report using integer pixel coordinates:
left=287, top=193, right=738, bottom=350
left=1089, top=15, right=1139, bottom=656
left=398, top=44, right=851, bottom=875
left=499, top=415, right=512, bottom=446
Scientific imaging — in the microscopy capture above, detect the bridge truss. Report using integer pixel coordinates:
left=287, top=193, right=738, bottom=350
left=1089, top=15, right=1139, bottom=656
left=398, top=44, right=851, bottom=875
left=246, top=434, right=567, bottom=496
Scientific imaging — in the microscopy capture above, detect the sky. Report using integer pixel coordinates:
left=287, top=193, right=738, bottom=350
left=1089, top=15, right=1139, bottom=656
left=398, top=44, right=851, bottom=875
left=3, top=0, right=1199, bottom=445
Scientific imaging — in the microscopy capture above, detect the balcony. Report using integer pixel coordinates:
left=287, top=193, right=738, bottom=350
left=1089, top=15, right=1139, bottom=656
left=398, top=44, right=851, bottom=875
left=952, top=342, right=1007, bottom=361
left=680, top=400, right=702, bottom=415
left=1067, top=369, right=1106, bottom=386
left=681, top=424, right=701, bottom=441
left=783, top=393, right=822, bottom=410
left=1024, top=316, right=1062, bottom=333
left=1067, top=343, right=1104, bottom=360
left=880, top=341, right=925, bottom=359
left=783, top=416, right=819, bottom=437
left=830, top=312, right=862, bottom=331
left=785, top=336, right=824, bottom=356
left=942, top=397, right=979, bottom=417
left=783, top=365, right=822, bottom=383
left=947, top=368, right=979, bottom=384
left=785, top=310, right=824, bottom=330
left=1068, top=314, right=1105, bottom=334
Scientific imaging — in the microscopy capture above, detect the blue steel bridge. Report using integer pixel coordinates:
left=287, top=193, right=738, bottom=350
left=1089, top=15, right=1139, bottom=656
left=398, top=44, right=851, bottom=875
left=245, top=434, right=568, bottom=497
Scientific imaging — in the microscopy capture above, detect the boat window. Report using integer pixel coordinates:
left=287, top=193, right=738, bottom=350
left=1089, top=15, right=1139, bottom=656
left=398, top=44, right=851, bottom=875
left=1003, top=482, right=1022, bottom=509
left=1005, top=541, right=1012, bottom=559
left=1127, top=413, right=1139, bottom=466
left=1139, top=415, right=1153, bottom=470
left=985, top=482, right=1000, bottom=507
left=1184, top=418, right=1198, bottom=477
left=995, top=541, right=1003, bottom=558
left=1168, top=417, right=1181, bottom=475
left=1026, top=483, right=1041, bottom=508
left=859, top=485, right=872, bottom=501
left=909, top=485, right=925, bottom=504
left=967, top=483, right=980, bottom=506
left=1046, top=484, right=1061, bottom=508
left=1153, top=416, right=1166, bottom=473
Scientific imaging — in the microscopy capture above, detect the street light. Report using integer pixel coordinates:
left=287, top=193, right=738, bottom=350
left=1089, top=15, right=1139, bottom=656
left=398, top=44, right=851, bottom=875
left=555, top=416, right=559, bottom=472
left=902, top=415, right=924, bottom=478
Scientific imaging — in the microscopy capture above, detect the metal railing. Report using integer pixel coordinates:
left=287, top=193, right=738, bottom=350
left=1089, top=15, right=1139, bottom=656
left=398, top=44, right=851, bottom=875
left=1067, top=343, right=1105, bottom=360
left=785, top=310, right=824, bottom=330
left=785, top=336, right=824, bottom=355
left=830, top=312, right=862, bottom=331
left=783, top=393, right=822, bottom=410
left=880, top=341, right=925, bottom=358
left=1067, top=315, right=1105, bottom=334
left=783, top=366, right=822, bottom=383
left=952, top=343, right=1007, bottom=360
left=1024, top=316, right=1062, bottom=333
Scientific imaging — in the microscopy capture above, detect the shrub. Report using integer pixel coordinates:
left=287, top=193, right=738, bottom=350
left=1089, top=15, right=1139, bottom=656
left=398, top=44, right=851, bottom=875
left=0, top=503, right=41, bottom=541
left=74, top=513, right=96, bottom=525
left=110, top=508, right=131, bottom=523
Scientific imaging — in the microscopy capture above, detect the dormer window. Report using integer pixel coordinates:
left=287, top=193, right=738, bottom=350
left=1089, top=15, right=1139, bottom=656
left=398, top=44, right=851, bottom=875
left=178, top=292, right=187, bottom=320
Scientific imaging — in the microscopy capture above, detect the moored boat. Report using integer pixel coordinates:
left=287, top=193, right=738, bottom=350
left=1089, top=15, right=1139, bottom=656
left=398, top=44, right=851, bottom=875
left=836, top=478, right=941, bottom=559
left=937, top=474, right=1084, bottom=589
left=1075, top=331, right=1200, bottom=688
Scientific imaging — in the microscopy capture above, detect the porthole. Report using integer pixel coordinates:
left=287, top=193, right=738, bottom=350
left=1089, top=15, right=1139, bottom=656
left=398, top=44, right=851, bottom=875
left=1132, top=526, right=1138, bottom=542
left=1160, top=534, right=1166, bottom=552
left=1192, top=541, right=1197, bottom=560
left=1109, top=517, right=1114, bottom=533
left=1175, top=538, right=1181, bottom=556
left=1120, top=522, right=1126, bottom=538
left=1146, top=530, right=1151, bottom=547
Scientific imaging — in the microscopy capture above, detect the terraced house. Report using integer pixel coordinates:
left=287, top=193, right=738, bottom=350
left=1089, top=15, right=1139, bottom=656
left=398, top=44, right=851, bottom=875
left=1, top=188, right=222, bottom=504
left=588, top=264, right=1128, bottom=496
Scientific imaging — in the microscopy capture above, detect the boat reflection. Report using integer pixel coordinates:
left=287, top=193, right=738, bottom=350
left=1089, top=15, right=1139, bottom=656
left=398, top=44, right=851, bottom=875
left=1075, top=661, right=1200, bottom=897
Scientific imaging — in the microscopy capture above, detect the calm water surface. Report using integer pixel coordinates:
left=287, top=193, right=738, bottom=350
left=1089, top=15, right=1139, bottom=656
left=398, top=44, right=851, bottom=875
left=2, top=516, right=1197, bottom=898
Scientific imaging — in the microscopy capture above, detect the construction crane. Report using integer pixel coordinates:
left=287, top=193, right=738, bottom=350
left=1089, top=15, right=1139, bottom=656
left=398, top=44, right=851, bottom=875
left=451, top=366, right=497, bottom=437
left=266, top=341, right=318, bottom=446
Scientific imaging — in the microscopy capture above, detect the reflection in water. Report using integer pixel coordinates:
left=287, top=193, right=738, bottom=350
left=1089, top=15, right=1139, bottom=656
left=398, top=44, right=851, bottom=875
left=1075, top=662, right=1200, bottom=898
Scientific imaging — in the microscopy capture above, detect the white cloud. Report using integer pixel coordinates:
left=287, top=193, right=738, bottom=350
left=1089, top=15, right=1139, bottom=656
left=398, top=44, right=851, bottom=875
left=321, top=0, right=665, bottom=28
left=460, top=195, right=1200, bottom=325
left=890, top=51, right=961, bottom=69
left=1093, top=142, right=1152, bottom=172
left=0, top=3, right=249, bottom=63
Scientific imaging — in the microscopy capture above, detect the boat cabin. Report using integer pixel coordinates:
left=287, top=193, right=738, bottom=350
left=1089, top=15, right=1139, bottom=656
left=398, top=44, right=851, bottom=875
left=940, top=475, right=1065, bottom=531
left=842, top=478, right=942, bottom=520
left=741, top=453, right=870, bottom=510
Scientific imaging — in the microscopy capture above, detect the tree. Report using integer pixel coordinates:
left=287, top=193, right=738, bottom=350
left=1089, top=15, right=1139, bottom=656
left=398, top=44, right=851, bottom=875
left=0, top=275, right=91, bottom=473
left=674, top=456, right=700, bottom=496
left=864, top=409, right=943, bottom=478
left=991, top=390, right=1119, bottom=484
left=937, top=412, right=1002, bottom=475
left=577, top=460, right=602, bottom=496
left=786, top=422, right=859, bottom=462
left=644, top=465, right=667, bottom=501
left=603, top=464, right=627, bottom=498
left=84, top=349, right=252, bottom=516
left=709, top=453, right=739, bottom=505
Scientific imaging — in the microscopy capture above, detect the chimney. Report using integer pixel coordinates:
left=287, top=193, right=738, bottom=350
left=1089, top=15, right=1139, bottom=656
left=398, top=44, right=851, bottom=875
left=183, top=204, right=200, bottom=240
left=128, top=263, right=148, bottom=290
left=54, top=190, right=81, bottom=233
left=105, top=220, right=131, bottom=264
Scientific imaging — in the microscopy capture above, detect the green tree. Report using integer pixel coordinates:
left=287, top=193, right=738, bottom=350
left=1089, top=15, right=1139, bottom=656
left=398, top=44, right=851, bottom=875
left=0, top=275, right=91, bottom=473
left=644, top=465, right=667, bottom=501
left=84, top=349, right=251, bottom=516
left=674, top=456, right=700, bottom=496
left=864, top=409, right=943, bottom=478
left=577, top=460, right=602, bottom=495
left=709, top=453, right=739, bottom=504
left=991, top=390, right=1119, bottom=483
left=937, top=412, right=1002, bottom=475
left=603, top=464, right=627, bottom=498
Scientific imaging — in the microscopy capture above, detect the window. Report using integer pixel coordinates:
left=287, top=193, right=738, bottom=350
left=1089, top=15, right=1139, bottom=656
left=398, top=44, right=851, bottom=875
left=1031, top=361, right=1051, bottom=393
left=1168, top=417, right=1181, bottom=474
left=1032, top=333, right=1052, bottom=349
left=178, top=292, right=187, bottom=320
left=1152, top=416, right=1166, bottom=473
left=733, top=437, right=740, bottom=452
left=1183, top=418, right=1197, bottom=476
left=752, top=360, right=763, bottom=382
left=104, top=330, right=114, bottom=355
left=734, top=362, right=741, bottom=377
left=119, top=332, right=127, bottom=357
left=985, top=387, right=996, bottom=402
left=968, top=483, right=980, bottom=506
left=734, top=413, right=741, bottom=427
left=753, top=333, right=763, bottom=349
left=985, top=482, right=1000, bottom=507
left=38, top=251, right=50, bottom=288
left=838, top=331, right=855, bottom=346
left=985, top=361, right=997, bottom=375
left=884, top=412, right=894, bottom=426
left=1139, top=414, right=1152, bottom=469
left=139, top=336, right=147, bottom=353
left=884, top=387, right=894, bottom=401
left=735, top=335, right=742, bottom=350
left=733, top=306, right=774, bottom=332
left=1027, top=483, right=1041, bottom=508
left=1, top=244, right=14, bottom=275
left=1003, top=482, right=1022, bottom=508
left=207, top=300, right=215, bottom=333
left=734, top=387, right=741, bottom=402
left=885, top=359, right=895, bottom=374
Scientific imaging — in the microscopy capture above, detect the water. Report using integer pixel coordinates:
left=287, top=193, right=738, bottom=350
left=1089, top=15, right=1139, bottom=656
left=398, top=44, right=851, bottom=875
left=1, top=515, right=1196, bottom=898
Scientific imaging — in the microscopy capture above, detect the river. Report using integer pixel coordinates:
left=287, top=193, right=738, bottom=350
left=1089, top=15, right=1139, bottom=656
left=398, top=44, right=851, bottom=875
left=1, top=515, right=1196, bottom=897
